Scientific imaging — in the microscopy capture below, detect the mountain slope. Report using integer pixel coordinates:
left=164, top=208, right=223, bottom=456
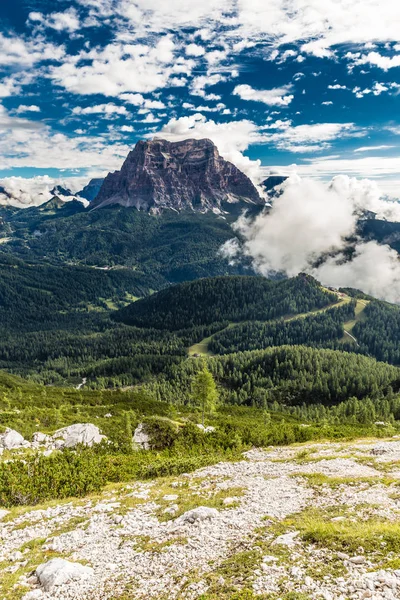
left=1, top=207, right=251, bottom=284
left=114, top=274, right=337, bottom=330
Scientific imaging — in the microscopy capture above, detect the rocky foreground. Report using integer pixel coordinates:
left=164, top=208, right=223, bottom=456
left=4, top=438, right=400, bottom=599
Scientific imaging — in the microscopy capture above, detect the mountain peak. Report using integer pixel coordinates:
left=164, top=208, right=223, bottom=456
left=91, top=138, right=263, bottom=212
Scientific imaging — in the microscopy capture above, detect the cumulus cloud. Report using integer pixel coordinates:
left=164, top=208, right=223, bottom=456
left=0, top=77, right=21, bottom=98
left=119, top=93, right=166, bottom=109
left=14, top=105, right=41, bottom=114
left=50, top=36, right=181, bottom=96
left=0, top=32, right=64, bottom=68
left=0, top=105, right=129, bottom=172
left=72, top=103, right=129, bottom=116
left=233, top=84, right=294, bottom=106
left=348, top=51, right=400, bottom=71
left=225, top=175, right=400, bottom=302
left=28, top=8, right=81, bottom=33
left=186, top=43, right=206, bottom=57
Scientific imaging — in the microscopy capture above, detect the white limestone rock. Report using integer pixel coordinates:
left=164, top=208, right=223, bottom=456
left=163, top=504, right=179, bottom=516
left=133, top=423, right=151, bottom=450
left=32, top=432, right=49, bottom=445
left=51, top=423, right=106, bottom=449
left=176, top=506, right=219, bottom=525
left=22, top=591, right=44, bottom=600
left=196, top=424, right=216, bottom=433
left=272, top=531, right=299, bottom=547
left=36, top=558, right=94, bottom=592
left=0, top=428, right=27, bottom=450
left=163, top=494, right=178, bottom=501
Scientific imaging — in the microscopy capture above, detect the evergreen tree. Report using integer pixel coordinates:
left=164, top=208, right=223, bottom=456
left=191, top=365, right=219, bottom=426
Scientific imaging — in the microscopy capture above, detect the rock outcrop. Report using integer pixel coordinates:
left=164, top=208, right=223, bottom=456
left=51, top=423, right=106, bottom=449
left=262, top=175, right=288, bottom=192
left=133, top=423, right=151, bottom=450
left=92, top=138, right=263, bottom=212
left=36, top=558, right=94, bottom=592
left=0, top=428, right=28, bottom=450
left=78, top=178, right=104, bottom=202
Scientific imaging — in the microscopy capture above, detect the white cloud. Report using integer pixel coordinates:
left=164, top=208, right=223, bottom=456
left=229, top=175, right=400, bottom=302
left=0, top=78, right=21, bottom=98
left=185, top=43, right=206, bottom=57
left=28, top=8, right=81, bottom=33
left=354, top=145, right=394, bottom=153
left=14, top=105, right=41, bottom=114
left=277, top=155, right=400, bottom=186
left=353, top=81, right=400, bottom=98
left=0, top=175, right=89, bottom=208
left=0, top=32, right=64, bottom=68
left=315, top=241, right=400, bottom=303
left=328, top=84, right=347, bottom=90
left=50, top=36, right=181, bottom=96
left=0, top=105, right=129, bottom=172
left=190, top=74, right=225, bottom=97
left=72, top=103, right=129, bottom=116
left=348, top=51, right=400, bottom=70
left=233, top=84, right=294, bottom=107
left=119, top=93, right=165, bottom=109
left=141, top=113, right=161, bottom=123
left=262, top=122, right=363, bottom=152
left=182, top=102, right=226, bottom=112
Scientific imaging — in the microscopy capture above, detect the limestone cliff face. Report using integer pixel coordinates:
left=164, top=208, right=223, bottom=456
left=92, top=138, right=263, bottom=212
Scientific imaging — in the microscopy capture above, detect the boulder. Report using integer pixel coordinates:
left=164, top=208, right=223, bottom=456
left=36, top=558, right=93, bottom=592
left=32, top=432, right=49, bottom=445
left=133, top=423, right=151, bottom=450
left=0, top=428, right=27, bottom=450
left=272, top=531, right=299, bottom=547
left=196, top=424, right=216, bottom=433
left=22, top=591, right=44, bottom=600
left=51, top=423, right=106, bottom=448
left=176, top=506, right=219, bottom=525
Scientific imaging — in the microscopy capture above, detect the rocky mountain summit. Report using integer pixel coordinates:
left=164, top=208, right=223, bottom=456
left=91, top=138, right=264, bottom=212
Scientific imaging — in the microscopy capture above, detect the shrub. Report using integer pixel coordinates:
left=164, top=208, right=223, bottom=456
left=142, top=416, right=180, bottom=450
left=0, top=450, right=104, bottom=507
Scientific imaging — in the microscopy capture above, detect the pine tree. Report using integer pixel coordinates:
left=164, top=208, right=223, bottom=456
left=191, top=365, right=219, bottom=426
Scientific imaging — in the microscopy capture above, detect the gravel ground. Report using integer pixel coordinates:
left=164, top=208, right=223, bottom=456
left=3, top=438, right=400, bottom=600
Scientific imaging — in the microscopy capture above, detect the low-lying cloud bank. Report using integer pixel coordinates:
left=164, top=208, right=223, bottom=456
left=222, top=175, right=400, bottom=303
left=0, top=176, right=90, bottom=208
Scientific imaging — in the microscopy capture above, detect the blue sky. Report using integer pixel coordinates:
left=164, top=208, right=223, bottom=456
left=1, top=0, right=400, bottom=201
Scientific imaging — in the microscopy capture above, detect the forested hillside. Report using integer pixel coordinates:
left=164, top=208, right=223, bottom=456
left=0, top=253, right=154, bottom=331
left=0, top=206, right=251, bottom=285
left=353, top=301, right=400, bottom=364
left=148, top=346, right=400, bottom=407
left=209, top=302, right=356, bottom=354
left=115, top=274, right=337, bottom=329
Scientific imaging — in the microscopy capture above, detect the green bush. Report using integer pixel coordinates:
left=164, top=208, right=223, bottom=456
left=142, top=416, right=180, bottom=450
left=0, top=450, right=104, bottom=507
